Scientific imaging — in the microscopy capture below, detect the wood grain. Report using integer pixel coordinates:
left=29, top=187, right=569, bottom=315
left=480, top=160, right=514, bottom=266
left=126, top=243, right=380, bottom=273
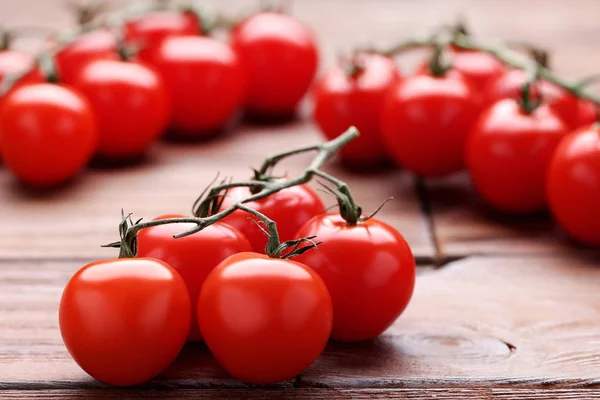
left=2, top=255, right=600, bottom=390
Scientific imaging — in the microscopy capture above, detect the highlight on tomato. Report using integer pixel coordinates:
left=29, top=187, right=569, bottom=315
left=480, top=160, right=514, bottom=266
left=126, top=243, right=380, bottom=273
left=198, top=252, right=333, bottom=384
left=313, top=52, right=400, bottom=168
left=59, top=258, right=191, bottom=387
left=231, top=12, right=318, bottom=118
left=466, top=97, right=568, bottom=214
left=0, top=83, right=98, bottom=187
left=137, top=214, right=252, bottom=341
left=547, top=125, right=600, bottom=245
left=149, top=35, right=246, bottom=137
left=294, top=206, right=415, bottom=342
left=71, top=58, right=171, bottom=159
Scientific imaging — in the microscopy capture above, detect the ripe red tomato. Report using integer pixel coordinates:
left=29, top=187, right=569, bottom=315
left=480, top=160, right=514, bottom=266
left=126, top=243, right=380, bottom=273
left=483, top=68, right=594, bottom=130
left=124, top=10, right=201, bottom=64
left=450, top=49, right=505, bottom=92
left=380, top=69, right=479, bottom=177
left=231, top=12, right=318, bottom=118
left=198, top=252, right=332, bottom=384
left=547, top=125, right=600, bottom=245
left=294, top=213, right=415, bottom=342
left=0, top=83, right=97, bottom=186
left=466, top=99, right=568, bottom=213
left=71, top=59, right=170, bottom=159
left=55, top=29, right=117, bottom=84
left=150, top=36, right=246, bottom=137
left=137, top=215, right=252, bottom=341
left=313, top=52, right=399, bottom=168
left=59, top=258, right=191, bottom=386
left=219, top=184, right=324, bottom=253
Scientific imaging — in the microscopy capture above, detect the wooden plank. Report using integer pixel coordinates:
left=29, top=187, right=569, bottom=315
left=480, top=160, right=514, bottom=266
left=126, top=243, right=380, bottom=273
left=3, top=388, right=600, bottom=399
left=0, top=121, right=433, bottom=261
left=2, top=255, right=600, bottom=389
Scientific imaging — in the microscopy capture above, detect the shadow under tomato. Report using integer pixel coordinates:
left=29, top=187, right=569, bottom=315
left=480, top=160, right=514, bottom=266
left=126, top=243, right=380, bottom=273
left=88, top=151, right=158, bottom=170
left=241, top=110, right=300, bottom=126
left=4, top=171, right=87, bottom=199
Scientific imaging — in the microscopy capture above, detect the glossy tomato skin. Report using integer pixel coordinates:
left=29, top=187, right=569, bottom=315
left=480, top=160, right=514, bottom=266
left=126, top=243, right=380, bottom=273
left=151, top=36, right=246, bottom=137
left=380, top=69, right=479, bottom=177
left=547, top=126, right=600, bottom=245
left=0, top=83, right=97, bottom=186
left=466, top=99, right=568, bottom=214
left=295, top=214, right=415, bottom=342
left=198, top=252, right=332, bottom=384
left=313, top=53, right=399, bottom=168
left=137, top=215, right=252, bottom=341
left=71, top=59, right=171, bottom=159
left=220, top=184, right=324, bottom=253
left=231, top=12, right=318, bottom=117
left=450, top=49, right=505, bottom=92
left=124, top=10, right=201, bottom=65
left=59, top=258, right=191, bottom=386
left=55, top=29, right=117, bottom=84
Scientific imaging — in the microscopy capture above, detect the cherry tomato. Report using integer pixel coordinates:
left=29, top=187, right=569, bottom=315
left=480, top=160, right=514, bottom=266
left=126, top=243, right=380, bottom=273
left=150, top=36, right=246, bottom=137
left=466, top=99, right=568, bottom=213
left=198, top=252, right=332, bottom=384
left=547, top=125, right=600, bottom=245
left=450, top=49, right=505, bottom=92
left=313, top=53, right=399, bottom=168
left=380, top=69, right=479, bottom=177
left=59, top=258, right=191, bottom=386
left=295, top=213, right=415, bottom=342
left=124, top=10, right=201, bottom=65
left=220, top=184, right=324, bottom=253
left=231, top=12, right=318, bottom=118
left=55, top=29, right=117, bottom=84
left=137, top=215, right=252, bottom=341
left=0, top=83, right=97, bottom=186
left=71, top=59, right=170, bottom=159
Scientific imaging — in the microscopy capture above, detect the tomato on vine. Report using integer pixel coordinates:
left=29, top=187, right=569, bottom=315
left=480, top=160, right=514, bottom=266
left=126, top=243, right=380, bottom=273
left=150, top=36, right=246, bottom=137
left=547, top=125, right=600, bottom=245
left=231, top=12, right=318, bottom=118
left=466, top=98, right=568, bottom=213
left=124, top=10, right=201, bottom=64
left=71, top=58, right=171, bottom=159
left=295, top=212, right=415, bottom=342
left=137, top=214, right=252, bottom=342
left=198, top=252, right=332, bottom=384
left=218, top=184, right=324, bottom=253
left=55, top=29, right=117, bottom=84
left=0, top=83, right=98, bottom=186
left=59, top=258, right=191, bottom=386
left=313, top=52, right=400, bottom=168
left=380, top=65, right=479, bottom=177
left=449, top=48, right=505, bottom=92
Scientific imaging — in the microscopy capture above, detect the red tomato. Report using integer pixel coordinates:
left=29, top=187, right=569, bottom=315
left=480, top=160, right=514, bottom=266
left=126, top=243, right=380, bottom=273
left=547, top=125, right=600, bottom=245
left=294, top=213, right=415, bottom=342
left=466, top=99, right=568, bottom=213
left=124, top=10, right=201, bottom=64
left=0, top=83, right=97, bottom=186
left=231, top=12, right=318, bottom=117
left=313, top=53, right=399, bottom=168
left=55, top=29, right=117, bottom=84
left=71, top=59, right=170, bottom=159
left=137, top=215, right=252, bottom=341
left=220, top=184, right=324, bottom=253
left=380, top=69, right=479, bottom=177
left=450, top=49, right=505, bottom=91
left=198, top=252, right=332, bottom=384
left=59, top=258, right=191, bottom=386
left=150, top=36, right=246, bottom=137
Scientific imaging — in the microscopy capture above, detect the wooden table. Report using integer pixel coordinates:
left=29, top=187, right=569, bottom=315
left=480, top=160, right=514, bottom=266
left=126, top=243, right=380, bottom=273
left=1, top=0, right=600, bottom=398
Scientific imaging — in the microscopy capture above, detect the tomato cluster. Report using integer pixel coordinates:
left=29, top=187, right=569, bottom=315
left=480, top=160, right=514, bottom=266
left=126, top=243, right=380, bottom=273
left=58, top=130, right=417, bottom=387
left=0, top=8, right=318, bottom=187
left=312, top=38, right=600, bottom=246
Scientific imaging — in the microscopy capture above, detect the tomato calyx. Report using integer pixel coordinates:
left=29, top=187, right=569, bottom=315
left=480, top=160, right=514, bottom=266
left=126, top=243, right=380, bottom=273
left=428, top=41, right=451, bottom=77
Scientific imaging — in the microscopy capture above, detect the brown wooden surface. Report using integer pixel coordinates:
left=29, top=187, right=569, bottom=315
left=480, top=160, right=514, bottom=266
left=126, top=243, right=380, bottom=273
left=2, top=0, right=600, bottom=399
